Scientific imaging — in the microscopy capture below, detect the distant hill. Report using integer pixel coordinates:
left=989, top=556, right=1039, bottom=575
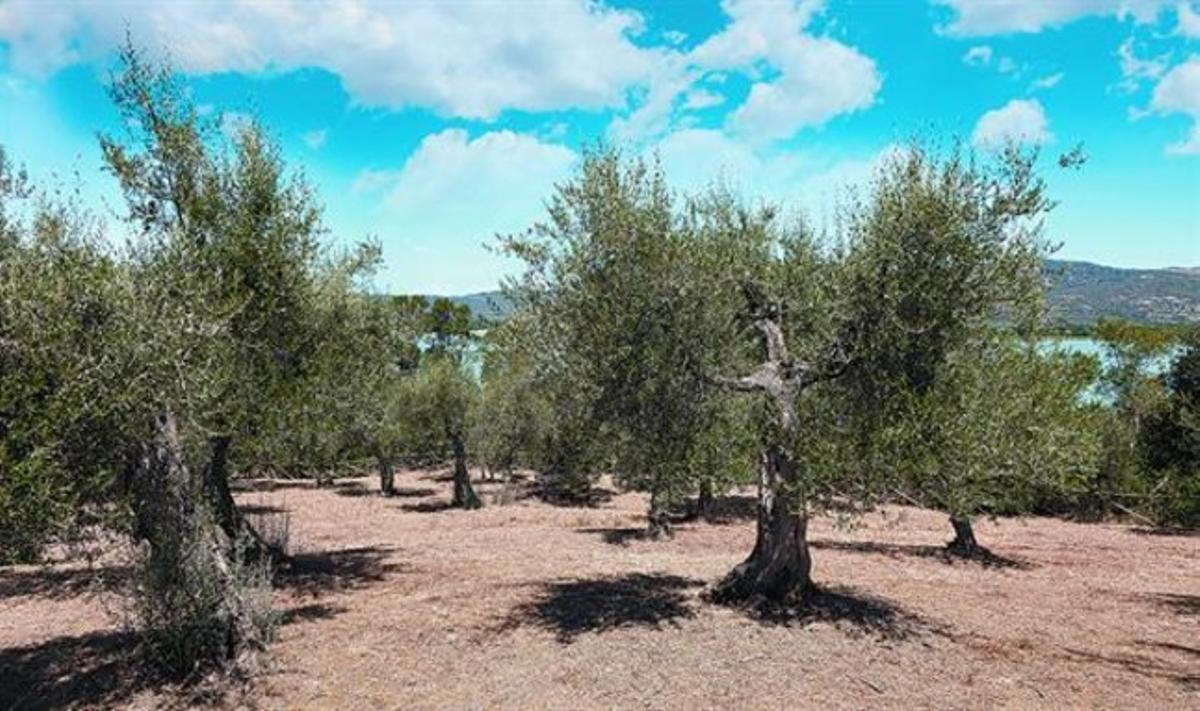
left=442, top=259, right=1200, bottom=327
left=443, top=291, right=514, bottom=324
left=1045, top=260, right=1200, bottom=325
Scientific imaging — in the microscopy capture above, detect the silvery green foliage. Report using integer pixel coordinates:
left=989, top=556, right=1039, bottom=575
left=2, top=41, right=381, bottom=672
left=836, top=143, right=1098, bottom=530
left=499, top=148, right=763, bottom=521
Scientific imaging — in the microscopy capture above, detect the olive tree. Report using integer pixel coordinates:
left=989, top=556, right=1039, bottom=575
left=839, top=143, right=1079, bottom=554
left=499, top=148, right=757, bottom=534
left=0, top=149, right=132, bottom=563
left=1, top=41, right=382, bottom=674
left=393, top=355, right=483, bottom=508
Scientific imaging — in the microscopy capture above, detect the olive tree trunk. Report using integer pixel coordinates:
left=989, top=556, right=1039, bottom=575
left=449, top=430, right=481, bottom=509
left=947, top=515, right=981, bottom=556
left=377, top=449, right=396, bottom=497
left=647, top=489, right=674, bottom=539
left=709, top=313, right=845, bottom=605
left=202, top=434, right=275, bottom=561
left=696, top=479, right=715, bottom=521
left=710, top=446, right=812, bottom=603
left=131, top=410, right=266, bottom=669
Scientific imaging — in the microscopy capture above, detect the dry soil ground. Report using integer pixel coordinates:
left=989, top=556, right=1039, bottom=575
left=1, top=469, right=1197, bottom=709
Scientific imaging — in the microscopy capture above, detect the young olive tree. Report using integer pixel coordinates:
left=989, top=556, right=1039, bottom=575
left=499, top=148, right=756, bottom=534
left=394, top=355, right=483, bottom=508
left=890, top=339, right=1102, bottom=553
left=471, top=322, right=554, bottom=483
left=1134, top=327, right=1200, bottom=526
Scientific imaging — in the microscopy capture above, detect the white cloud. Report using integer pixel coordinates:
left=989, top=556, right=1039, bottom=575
left=610, top=1, right=881, bottom=145
left=654, top=129, right=773, bottom=195
left=651, top=128, right=903, bottom=225
left=1030, top=72, right=1065, bottom=91
left=972, top=99, right=1052, bottom=148
left=1149, top=56, right=1200, bottom=154
left=1177, top=2, right=1200, bottom=36
left=691, top=0, right=881, bottom=141
left=351, top=169, right=401, bottom=196
left=607, top=53, right=696, bottom=144
left=384, top=128, right=574, bottom=216
left=302, top=129, right=327, bottom=150
left=361, top=129, right=577, bottom=292
left=1119, top=37, right=1168, bottom=81
left=963, top=45, right=993, bottom=66
left=662, top=29, right=688, bottom=45
left=963, top=44, right=1022, bottom=75
left=0, top=0, right=657, bottom=119
left=932, top=0, right=1172, bottom=35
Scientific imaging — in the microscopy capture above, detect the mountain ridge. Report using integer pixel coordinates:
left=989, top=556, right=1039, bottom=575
left=434, top=259, right=1200, bottom=326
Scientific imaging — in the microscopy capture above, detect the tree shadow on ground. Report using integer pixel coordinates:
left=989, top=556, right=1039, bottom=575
left=577, top=527, right=650, bottom=545
left=731, top=585, right=945, bottom=641
left=1143, top=592, right=1200, bottom=618
left=331, top=481, right=377, bottom=498
left=0, top=599, right=353, bottom=709
left=499, top=573, right=704, bottom=643
left=237, top=503, right=288, bottom=515
left=811, top=539, right=1034, bottom=570
left=534, top=486, right=618, bottom=508
left=0, top=629, right=149, bottom=710
left=278, top=602, right=350, bottom=625
left=1061, top=646, right=1200, bottom=690
left=0, top=564, right=128, bottom=602
left=276, top=545, right=405, bottom=597
left=231, top=479, right=315, bottom=493
left=694, top=494, right=759, bottom=524
left=397, top=499, right=458, bottom=513
left=385, top=487, right=438, bottom=498
left=1127, top=526, right=1200, bottom=538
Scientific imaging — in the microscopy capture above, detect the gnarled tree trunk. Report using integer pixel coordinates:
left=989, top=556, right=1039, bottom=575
left=202, top=434, right=275, bottom=561
left=132, top=410, right=266, bottom=669
left=449, top=430, right=481, bottom=509
left=710, top=446, right=812, bottom=603
left=710, top=308, right=847, bottom=605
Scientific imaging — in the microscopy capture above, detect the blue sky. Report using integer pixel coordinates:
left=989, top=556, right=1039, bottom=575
left=1, top=0, right=1197, bottom=294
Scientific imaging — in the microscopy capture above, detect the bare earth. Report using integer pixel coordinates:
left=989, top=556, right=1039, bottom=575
left=2, top=469, right=1197, bottom=709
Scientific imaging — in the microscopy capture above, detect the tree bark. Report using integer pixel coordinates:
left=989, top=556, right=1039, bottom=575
left=708, top=309, right=841, bottom=605
left=947, top=515, right=981, bottom=556
left=202, top=434, right=275, bottom=561
left=377, top=450, right=395, bottom=497
left=449, top=430, right=481, bottom=509
left=133, top=410, right=265, bottom=667
left=204, top=435, right=238, bottom=541
left=696, top=479, right=715, bottom=521
left=647, top=489, right=673, bottom=539
left=710, top=446, right=812, bottom=604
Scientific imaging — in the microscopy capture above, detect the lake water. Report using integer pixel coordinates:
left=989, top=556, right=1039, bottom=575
left=1041, top=337, right=1179, bottom=374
